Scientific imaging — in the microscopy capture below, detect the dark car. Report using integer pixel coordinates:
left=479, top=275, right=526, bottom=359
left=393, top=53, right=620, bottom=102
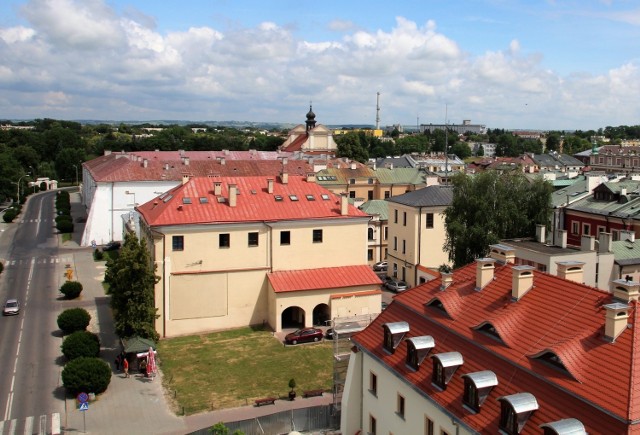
left=325, top=328, right=334, bottom=340
left=372, top=261, right=388, bottom=272
left=284, top=327, right=323, bottom=345
left=103, top=241, right=121, bottom=251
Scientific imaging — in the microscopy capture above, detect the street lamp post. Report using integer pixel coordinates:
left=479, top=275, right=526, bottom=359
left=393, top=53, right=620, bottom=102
left=29, top=166, right=35, bottom=192
left=16, top=173, right=30, bottom=203
left=73, top=165, right=79, bottom=186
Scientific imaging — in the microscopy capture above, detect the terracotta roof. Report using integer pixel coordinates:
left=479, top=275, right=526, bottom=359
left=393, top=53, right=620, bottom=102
left=281, top=134, right=308, bottom=152
left=351, top=260, right=640, bottom=432
left=268, top=265, right=382, bottom=293
left=137, top=175, right=370, bottom=227
left=83, top=151, right=312, bottom=182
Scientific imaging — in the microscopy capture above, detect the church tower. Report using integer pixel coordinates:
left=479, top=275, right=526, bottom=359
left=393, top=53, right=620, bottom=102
left=305, top=104, right=316, bottom=133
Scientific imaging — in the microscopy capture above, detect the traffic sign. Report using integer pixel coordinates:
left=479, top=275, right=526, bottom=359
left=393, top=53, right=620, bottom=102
left=79, top=402, right=89, bottom=411
left=77, top=392, right=89, bottom=403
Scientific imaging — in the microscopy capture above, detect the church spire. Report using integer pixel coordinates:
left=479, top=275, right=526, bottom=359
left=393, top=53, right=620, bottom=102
left=305, top=102, right=316, bottom=133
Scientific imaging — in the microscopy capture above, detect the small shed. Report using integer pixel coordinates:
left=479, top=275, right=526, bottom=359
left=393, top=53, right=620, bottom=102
left=121, top=336, right=157, bottom=370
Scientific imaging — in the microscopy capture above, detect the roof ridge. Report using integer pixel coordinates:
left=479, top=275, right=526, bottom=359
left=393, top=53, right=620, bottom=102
left=626, top=301, right=640, bottom=421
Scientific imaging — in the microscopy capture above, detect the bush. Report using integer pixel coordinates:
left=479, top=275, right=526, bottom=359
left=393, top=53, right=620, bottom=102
left=61, top=357, right=111, bottom=395
left=0, top=262, right=3, bottom=274
left=56, top=220, right=74, bottom=233
left=3, top=209, right=16, bottom=223
left=62, top=331, right=100, bottom=360
left=55, top=214, right=72, bottom=224
left=60, top=281, right=83, bottom=299
left=93, top=249, right=104, bottom=261
left=57, top=308, right=91, bottom=334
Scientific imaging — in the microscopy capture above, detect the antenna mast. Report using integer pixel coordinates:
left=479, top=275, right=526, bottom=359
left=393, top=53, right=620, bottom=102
left=375, top=92, right=380, bottom=130
left=445, top=104, right=449, bottom=184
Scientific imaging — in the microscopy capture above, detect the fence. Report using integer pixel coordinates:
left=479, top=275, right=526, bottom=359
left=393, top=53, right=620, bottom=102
left=188, top=404, right=340, bottom=435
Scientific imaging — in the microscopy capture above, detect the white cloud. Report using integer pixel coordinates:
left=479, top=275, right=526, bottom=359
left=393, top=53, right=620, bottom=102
left=0, top=26, right=36, bottom=43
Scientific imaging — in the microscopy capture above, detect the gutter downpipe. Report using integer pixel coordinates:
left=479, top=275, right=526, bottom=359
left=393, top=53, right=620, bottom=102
left=416, top=206, right=422, bottom=286
left=150, top=228, right=167, bottom=338
left=111, top=182, right=115, bottom=241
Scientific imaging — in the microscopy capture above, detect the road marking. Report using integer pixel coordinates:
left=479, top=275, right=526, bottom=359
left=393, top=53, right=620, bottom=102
left=22, top=416, right=32, bottom=435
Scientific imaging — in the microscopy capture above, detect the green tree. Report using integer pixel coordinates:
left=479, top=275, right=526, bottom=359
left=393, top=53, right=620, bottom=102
left=450, top=142, right=471, bottom=159
left=105, top=232, right=159, bottom=341
left=61, top=357, right=112, bottom=395
left=443, top=171, right=553, bottom=267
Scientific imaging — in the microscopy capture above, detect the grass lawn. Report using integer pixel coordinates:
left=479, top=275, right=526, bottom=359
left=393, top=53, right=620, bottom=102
left=158, top=327, right=334, bottom=415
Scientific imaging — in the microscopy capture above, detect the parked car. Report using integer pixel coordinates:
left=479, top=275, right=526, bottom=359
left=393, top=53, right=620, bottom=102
left=3, top=298, right=20, bottom=316
left=381, top=301, right=389, bottom=311
left=102, top=241, right=121, bottom=251
left=325, top=328, right=334, bottom=340
left=385, top=278, right=408, bottom=293
left=373, top=261, right=388, bottom=272
left=284, top=327, right=323, bottom=345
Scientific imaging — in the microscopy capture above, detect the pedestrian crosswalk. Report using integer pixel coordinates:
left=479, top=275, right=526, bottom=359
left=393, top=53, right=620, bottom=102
left=2, top=257, right=74, bottom=268
left=18, top=219, right=49, bottom=224
left=0, top=413, right=61, bottom=435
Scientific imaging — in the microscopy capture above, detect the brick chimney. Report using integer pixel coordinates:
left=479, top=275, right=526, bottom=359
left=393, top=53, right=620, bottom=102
left=488, top=244, right=516, bottom=264
left=267, top=178, right=274, bottom=194
left=220, top=157, right=226, bottom=166
left=282, top=157, right=288, bottom=165
left=182, top=174, right=189, bottom=185
left=536, top=224, right=546, bottom=244
left=511, top=265, right=535, bottom=300
left=611, top=278, right=640, bottom=302
left=142, top=159, right=148, bottom=168
left=581, top=235, right=595, bottom=251
left=351, top=162, right=357, bottom=170
left=183, top=156, right=190, bottom=166
left=440, top=273, right=453, bottom=291
left=475, top=258, right=496, bottom=291
left=603, top=302, right=630, bottom=342
left=598, top=232, right=612, bottom=253
left=306, top=172, right=316, bottom=183
left=556, top=261, right=585, bottom=283
left=340, top=194, right=349, bottom=216
left=280, top=172, right=288, bottom=184
left=214, top=181, right=222, bottom=196
left=228, top=184, right=237, bottom=207
left=556, top=229, right=567, bottom=248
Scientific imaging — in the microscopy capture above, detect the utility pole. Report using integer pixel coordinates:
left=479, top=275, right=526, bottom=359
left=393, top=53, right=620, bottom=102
left=375, top=92, right=380, bottom=130
left=444, top=104, right=449, bottom=185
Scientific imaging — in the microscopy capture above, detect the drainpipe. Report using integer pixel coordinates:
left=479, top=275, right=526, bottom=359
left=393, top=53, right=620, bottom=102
left=110, top=182, right=115, bottom=242
left=150, top=228, right=166, bottom=338
left=416, top=206, right=422, bottom=286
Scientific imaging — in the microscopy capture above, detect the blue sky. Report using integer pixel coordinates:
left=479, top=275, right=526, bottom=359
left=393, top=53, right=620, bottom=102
left=1, top=0, right=639, bottom=130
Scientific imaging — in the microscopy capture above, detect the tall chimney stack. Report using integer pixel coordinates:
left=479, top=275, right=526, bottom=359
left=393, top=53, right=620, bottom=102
left=214, top=181, right=222, bottom=196
left=603, top=302, right=629, bottom=342
left=267, top=178, right=274, bottom=194
left=475, top=258, right=496, bottom=291
left=556, top=261, right=585, bottom=283
left=228, top=184, right=237, bottom=207
left=340, top=194, right=349, bottom=216
left=511, top=265, right=535, bottom=300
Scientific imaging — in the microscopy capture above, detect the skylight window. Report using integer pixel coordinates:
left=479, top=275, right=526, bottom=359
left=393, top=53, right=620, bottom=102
left=217, top=197, right=226, bottom=203
left=251, top=190, right=257, bottom=195
left=306, top=195, right=315, bottom=201
left=321, top=194, right=330, bottom=200
left=289, top=195, right=299, bottom=201
left=182, top=197, right=192, bottom=204
left=199, top=197, right=208, bottom=204
left=162, top=194, right=173, bottom=203
left=274, top=195, right=283, bottom=202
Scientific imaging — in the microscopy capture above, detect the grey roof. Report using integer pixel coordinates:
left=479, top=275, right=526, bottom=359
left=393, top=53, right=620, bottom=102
left=386, top=185, right=453, bottom=207
left=384, top=321, right=409, bottom=335
left=574, top=146, right=602, bottom=157
left=431, top=351, right=463, bottom=367
left=461, top=370, right=498, bottom=389
left=406, top=335, right=435, bottom=350
left=550, top=175, right=590, bottom=208
left=375, top=156, right=417, bottom=168
left=555, top=154, right=585, bottom=167
left=539, top=418, right=587, bottom=434
left=568, top=194, right=640, bottom=219
left=612, top=240, right=640, bottom=266
left=604, top=302, right=630, bottom=310
left=498, top=392, right=539, bottom=413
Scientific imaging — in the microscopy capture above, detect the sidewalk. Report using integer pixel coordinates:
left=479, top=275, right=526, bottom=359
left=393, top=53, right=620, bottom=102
left=61, top=190, right=334, bottom=434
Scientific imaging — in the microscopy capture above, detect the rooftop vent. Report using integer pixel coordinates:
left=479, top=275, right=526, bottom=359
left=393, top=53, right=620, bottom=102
left=431, top=352, right=463, bottom=390
left=580, top=235, right=595, bottom=251
left=536, top=224, right=546, bottom=244
left=539, top=418, right=586, bottom=435
left=267, top=178, right=274, bottom=194
left=475, top=258, right=496, bottom=291
left=604, top=302, right=630, bottom=342
left=556, top=229, right=568, bottom=248
left=611, top=278, right=640, bottom=302
left=556, top=261, right=585, bottom=284
left=214, top=182, right=222, bottom=196
left=228, top=184, right=237, bottom=207
left=498, top=393, right=539, bottom=434
left=512, top=265, right=535, bottom=301
left=280, top=172, right=288, bottom=184
left=405, top=336, right=435, bottom=371
left=489, top=244, right=516, bottom=264
left=382, top=321, right=409, bottom=354
left=461, top=370, right=498, bottom=412
left=340, top=194, right=349, bottom=216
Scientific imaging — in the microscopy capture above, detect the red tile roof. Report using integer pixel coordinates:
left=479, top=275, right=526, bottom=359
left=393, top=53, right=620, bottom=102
left=137, top=175, right=370, bottom=227
left=352, top=260, right=640, bottom=433
left=268, top=265, right=382, bottom=293
left=281, top=134, right=308, bottom=152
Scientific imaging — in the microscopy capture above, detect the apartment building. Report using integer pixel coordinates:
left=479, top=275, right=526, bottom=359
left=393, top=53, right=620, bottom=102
left=136, top=174, right=381, bottom=338
left=385, top=186, right=453, bottom=287
left=342, top=254, right=640, bottom=434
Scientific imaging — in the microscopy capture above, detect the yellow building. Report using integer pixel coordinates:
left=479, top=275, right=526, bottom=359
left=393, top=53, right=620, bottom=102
left=280, top=105, right=338, bottom=155
left=137, top=174, right=382, bottom=337
left=386, top=185, right=453, bottom=287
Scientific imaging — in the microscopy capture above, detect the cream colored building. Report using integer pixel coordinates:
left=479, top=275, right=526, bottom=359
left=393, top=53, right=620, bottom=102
left=136, top=174, right=381, bottom=338
left=358, top=200, right=388, bottom=265
left=280, top=105, right=338, bottom=155
left=386, top=185, right=453, bottom=287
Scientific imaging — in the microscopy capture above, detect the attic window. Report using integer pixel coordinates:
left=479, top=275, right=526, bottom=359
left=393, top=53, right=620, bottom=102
left=461, top=371, right=498, bottom=413
left=498, top=393, right=538, bottom=435
left=251, top=190, right=257, bottom=195
left=540, top=418, right=586, bottom=435
left=474, top=322, right=504, bottom=343
left=306, top=194, right=315, bottom=201
left=162, top=194, right=173, bottom=203
left=274, top=195, right=283, bottom=202
left=431, top=352, right=463, bottom=390
left=159, top=193, right=168, bottom=199
left=425, top=297, right=449, bottom=316
left=216, top=197, right=226, bottom=203
left=199, top=197, right=208, bottom=204
left=321, top=194, right=330, bottom=200
left=405, top=336, right=435, bottom=371
left=382, top=321, right=409, bottom=354
left=182, top=197, right=192, bottom=204
left=289, top=195, right=299, bottom=201
left=531, top=351, right=571, bottom=375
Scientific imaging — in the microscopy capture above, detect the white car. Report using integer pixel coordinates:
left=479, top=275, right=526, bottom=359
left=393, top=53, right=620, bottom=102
left=3, top=299, right=20, bottom=316
left=373, top=261, right=388, bottom=271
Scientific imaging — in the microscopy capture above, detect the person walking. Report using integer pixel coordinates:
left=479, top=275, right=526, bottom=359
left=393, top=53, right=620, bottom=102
left=114, top=354, right=122, bottom=371
left=123, top=357, right=130, bottom=378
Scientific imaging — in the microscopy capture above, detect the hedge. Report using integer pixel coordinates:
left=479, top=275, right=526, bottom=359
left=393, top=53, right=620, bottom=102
left=61, top=357, right=111, bottom=395
left=62, top=331, right=100, bottom=360
left=57, top=308, right=91, bottom=334
left=60, top=281, right=83, bottom=299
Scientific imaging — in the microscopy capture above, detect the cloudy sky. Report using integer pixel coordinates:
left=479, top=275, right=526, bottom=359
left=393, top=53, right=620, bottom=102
left=1, top=0, right=639, bottom=130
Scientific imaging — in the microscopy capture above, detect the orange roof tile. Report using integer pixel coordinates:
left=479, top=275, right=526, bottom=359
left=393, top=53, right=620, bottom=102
left=268, top=265, right=382, bottom=293
left=352, top=260, right=640, bottom=432
left=137, top=175, right=369, bottom=227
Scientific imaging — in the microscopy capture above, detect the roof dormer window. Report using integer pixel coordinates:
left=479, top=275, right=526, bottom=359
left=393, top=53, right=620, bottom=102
left=461, top=370, right=498, bottom=413
left=498, top=393, right=538, bottom=434
left=431, top=352, right=463, bottom=390
left=382, top=321, right=409, bottom=354
left=425, top=297, right=449, bottom=317
left=474, top=321, right=504, bottom=343
left=405, top=336, right=435, bottom=371
left=530, top=351, right=572, bottom=376
left=540, top=418, right=586, bottom=435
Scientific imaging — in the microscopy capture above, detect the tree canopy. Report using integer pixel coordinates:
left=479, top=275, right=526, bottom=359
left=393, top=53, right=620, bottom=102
left=443, top=171, right=553, bottom=268
left=105, top=232, right=159, bottom=341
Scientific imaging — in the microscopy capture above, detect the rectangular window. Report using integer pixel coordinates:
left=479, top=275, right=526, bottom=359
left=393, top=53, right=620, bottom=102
left=368, top=249, right=374, bottom=261
left=368, top=190, right=374, bottom=200
left=583, top=223, right=591, bottom=236
left=394, top=209, right=398, bottom=223
left=426, top=213, right=434, bottom=229
left=403, top=212, right=407, bottom=226
left=248, top=232, right=259, bottom=247
left=349, top=191, right=356, bottom=198
left=394, top=237, right=398, bottom=251
left=402, top=266, right=406, bottom=281
left=572, top=222, right=579, bottom=234
left=172, top=235, right=184, bottom=251
left=370, top=372, right=377, bottom=396
left=369, top=415, right=377, bottom=435
left=280, top=231, right=291, bottom=245
left=425, top=417, right=434, bottom=435
left=402, top=239, right=406, bottom=254
left=393, top=263, right=398, bottom=278
left=313, top=229, right=323, bottom=243
left=384, top=191, right=390, bottom=199
left=384, top=227, right=388, bottom=241
left=219, top=233, right=230, bottom=248
left=397, top=394, right=405, bottom=419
